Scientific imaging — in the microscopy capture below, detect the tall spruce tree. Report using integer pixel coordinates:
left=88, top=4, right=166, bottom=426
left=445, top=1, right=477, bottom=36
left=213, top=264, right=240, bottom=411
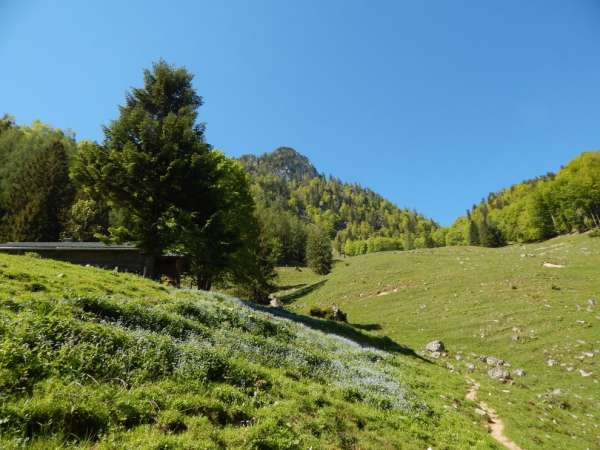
left=478, top=204, right=491, bottom=247
left=466, top=210, right=480, bottom=245
left=2, top=141, right=72, bottom=241
left=306, top=226, right=333, bottom=275
left=74, top=61, right=216, bottom=276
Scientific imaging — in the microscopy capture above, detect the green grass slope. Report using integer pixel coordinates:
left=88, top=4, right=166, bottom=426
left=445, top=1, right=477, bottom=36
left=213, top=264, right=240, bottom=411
left=0, top=253, right=499, bottom=449
left=277, top=234, right=600, bottom=449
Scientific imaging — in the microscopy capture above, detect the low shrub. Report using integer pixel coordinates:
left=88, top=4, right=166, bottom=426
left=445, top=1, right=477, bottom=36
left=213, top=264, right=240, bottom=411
left=309, top=306, right=347, bottom=322
left=156, top=410, right=187, bottom=434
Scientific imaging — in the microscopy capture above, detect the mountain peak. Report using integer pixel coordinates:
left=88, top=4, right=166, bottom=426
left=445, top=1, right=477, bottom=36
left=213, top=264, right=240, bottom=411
left=239, top=147, right=319, bottom=183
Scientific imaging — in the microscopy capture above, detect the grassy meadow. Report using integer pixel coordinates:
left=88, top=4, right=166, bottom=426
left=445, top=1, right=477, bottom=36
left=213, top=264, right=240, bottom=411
left=276, top=233, right=600, bottom=449
left=0, top=252, right=500, bottom=449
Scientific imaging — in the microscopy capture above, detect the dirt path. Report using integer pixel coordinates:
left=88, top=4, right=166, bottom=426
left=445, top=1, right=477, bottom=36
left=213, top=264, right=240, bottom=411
left=465, top=377, right=523, bottom=450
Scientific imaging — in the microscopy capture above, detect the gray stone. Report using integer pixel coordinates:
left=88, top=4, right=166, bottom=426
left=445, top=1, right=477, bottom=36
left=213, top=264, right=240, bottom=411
left=269, top=296, right=283, bottom=308
left=487, top=366, right=511, bottom=381
left=513, top=368, right=526, bottom=377
left=485, top=356, right=505, bottom=366
left=425, top=340, right=445, bottom=353
left=474, top=408, right=488, bottom=416
left=466, top=363, right=476, bottom=372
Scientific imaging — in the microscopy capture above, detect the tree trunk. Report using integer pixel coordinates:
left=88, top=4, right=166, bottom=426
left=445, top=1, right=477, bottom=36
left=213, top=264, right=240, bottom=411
left=143, top=255, right=156, bottom=279
left=196, top=273, right=212, bottom=291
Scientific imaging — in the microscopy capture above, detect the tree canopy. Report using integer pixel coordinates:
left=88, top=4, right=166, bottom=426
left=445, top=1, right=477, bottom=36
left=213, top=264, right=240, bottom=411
left=446, top=152, right=600, bottom=246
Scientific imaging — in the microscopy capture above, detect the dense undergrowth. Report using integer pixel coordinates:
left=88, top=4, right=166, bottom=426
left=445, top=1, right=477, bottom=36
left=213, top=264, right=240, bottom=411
left=0, top=253, right=497, bottom=449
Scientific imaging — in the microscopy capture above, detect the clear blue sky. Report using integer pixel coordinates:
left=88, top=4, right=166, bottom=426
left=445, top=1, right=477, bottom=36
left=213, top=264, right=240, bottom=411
left=2, top=1, right=600, bottom=225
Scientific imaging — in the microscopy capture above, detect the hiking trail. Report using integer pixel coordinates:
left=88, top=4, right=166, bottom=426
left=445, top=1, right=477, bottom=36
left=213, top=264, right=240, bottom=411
left=465, top=377, right=523, bottom=450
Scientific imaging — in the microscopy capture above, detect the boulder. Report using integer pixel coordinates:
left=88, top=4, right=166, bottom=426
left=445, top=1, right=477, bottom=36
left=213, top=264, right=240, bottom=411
left=485, top=356, right=505, bottom=366
left=487, top=367, right=511, bottom=381
left=513, top=368, right=526, bottom=377
left=269, top=296, right=283, bottom=308
left=543, top=262, right=565, bottom=268
left=425, top=340, right=445, bottom=353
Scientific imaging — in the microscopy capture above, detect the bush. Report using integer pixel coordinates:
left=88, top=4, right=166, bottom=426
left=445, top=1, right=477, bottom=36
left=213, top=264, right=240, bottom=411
left=309, top=306, right=327, bottom=318
left=309, top=306, right=347, bottom=322
left=156, top=410, right=187, bottom=434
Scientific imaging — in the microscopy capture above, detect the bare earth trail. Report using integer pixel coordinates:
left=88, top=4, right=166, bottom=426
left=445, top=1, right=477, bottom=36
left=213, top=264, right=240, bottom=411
left=465, top=377, right=524, bottom=450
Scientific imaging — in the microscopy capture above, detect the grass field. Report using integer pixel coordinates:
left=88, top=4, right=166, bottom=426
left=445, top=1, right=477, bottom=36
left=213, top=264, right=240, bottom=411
left=276, top=233, right=600, bottom=449
left=0, top=252, right=502, bottom=449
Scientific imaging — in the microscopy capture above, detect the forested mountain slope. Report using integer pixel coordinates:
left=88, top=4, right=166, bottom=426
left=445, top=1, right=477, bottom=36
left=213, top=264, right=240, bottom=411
left=239, top=147, right=443, bottom=263
left=446, top=151, right=600, bottom=246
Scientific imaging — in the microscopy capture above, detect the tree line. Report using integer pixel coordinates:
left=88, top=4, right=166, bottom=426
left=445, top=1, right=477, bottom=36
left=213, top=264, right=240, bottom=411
left=0, top=62, right=334, bottom=300
left=2, top=60, right=599, bottom=291
left=444, top=152, right=600, bottom=246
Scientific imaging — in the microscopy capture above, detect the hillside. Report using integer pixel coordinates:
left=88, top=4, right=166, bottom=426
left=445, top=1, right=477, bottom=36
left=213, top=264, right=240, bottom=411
left=276, top=233, right=600, bottom=449
left=239, top=148, right=443, bottom=263
left=0, top=253, right=500, bottom=449
left=446, top=151, right=600, bottom=246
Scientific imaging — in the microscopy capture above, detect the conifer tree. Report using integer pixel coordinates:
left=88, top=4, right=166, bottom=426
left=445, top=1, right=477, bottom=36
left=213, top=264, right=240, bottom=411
left=403, top=211, right=417, bottom=250
left=478, top=204, right=491, bottom=247
left=467, top=210, right=480, bottom=245
left=306, top=226, right=333, bottom=275
left=74, top=61, right=216, bottom=276
left=2, top=141, right=72, bottom=241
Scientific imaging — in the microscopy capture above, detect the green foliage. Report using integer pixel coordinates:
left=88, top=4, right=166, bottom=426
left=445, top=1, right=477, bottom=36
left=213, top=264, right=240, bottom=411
left=445, top=216, right=467, bottom=246
left=449, top=152, right=600, bottom=245
left=175, top=153, right=275, bottom=298
left=71, top=61, right=272, bottom=296
left=64, top=191, right=110, bottom=241
left=73, top=60, right=215, bottom=258
left=343, top=236, right=403, bottom=256
left=1, top=140, right=73, bottom=241
left=241, top=148, right=441, bottom=258
left=255, top=205, right=308, bottom=266
left=0, top=120, right=77, bottom=241
left=306, top=227, right=333, bottom=275
left=309, top=306, right=347, bottom=322
left=467, top=215, right=479, bottom=246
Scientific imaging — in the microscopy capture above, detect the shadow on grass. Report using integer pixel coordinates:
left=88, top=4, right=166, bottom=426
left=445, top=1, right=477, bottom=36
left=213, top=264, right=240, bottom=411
left=278, top=279, right=328, bottom=304
left=276, top=283, right=308, bottom=291
left=247, top=303, right=428, bottom=362
left=351, top=323, right=382, bottom=331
